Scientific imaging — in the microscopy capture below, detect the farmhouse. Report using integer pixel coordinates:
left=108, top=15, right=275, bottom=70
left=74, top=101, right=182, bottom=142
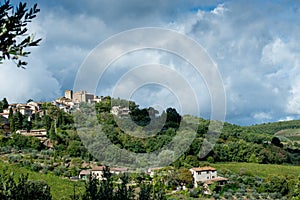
left=110, top=167, right=129, bottom=175
left=111, top=106, right=130, bottom=117
left=16, top=129, right=47, bottom=141
left=79, top=170, right=91, bottom=180
left=189, top=166, right=228, bottom=188
left=91, top=166, right=105, bottom=180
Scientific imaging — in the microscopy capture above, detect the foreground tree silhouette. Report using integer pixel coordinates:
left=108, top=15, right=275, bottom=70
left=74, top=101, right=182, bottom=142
left=0, top=169, right=52, bottom=200
left=0, top=0, right=41, bottom=68
left=82, top=166, right=134, bottom=200
left=82, top=166, right=115, bottom=200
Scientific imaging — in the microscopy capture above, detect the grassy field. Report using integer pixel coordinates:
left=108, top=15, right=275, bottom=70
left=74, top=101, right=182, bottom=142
left=0, top=161, right=84, bottom=200
left=275, top=128, right=300, bottom=143
left=2, top=160, right=300, bottom=199
left=212, top=162, right=300, bottom=178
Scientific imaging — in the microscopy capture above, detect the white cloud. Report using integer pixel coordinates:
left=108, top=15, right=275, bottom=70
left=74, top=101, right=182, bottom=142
left=279, top=116, right=295, bottom=122
left=211, top=4, right=227, bottom=15
left=253, top=112, right=272, bottom=121
left=0, top=60, right=60, bottom=103
left=1, top=0, right=300, bottom=125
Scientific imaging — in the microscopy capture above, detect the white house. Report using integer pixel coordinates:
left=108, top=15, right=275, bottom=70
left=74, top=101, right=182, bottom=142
left=16, top=129, right=47, bottom=141
left=111, top=106, right=130, bottom=117
left=110, top=167, right=129, bottom=175
left=91, top=166, right=105, bottom=180
left=79, top=170, right=91, bottom=180
left=147, top=167, right=164, bottom=178
left=189, top=166, right=227, bottom=188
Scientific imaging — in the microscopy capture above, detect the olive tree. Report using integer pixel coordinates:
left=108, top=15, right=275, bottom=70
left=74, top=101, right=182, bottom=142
left=0, top=0, right=41, bottom=68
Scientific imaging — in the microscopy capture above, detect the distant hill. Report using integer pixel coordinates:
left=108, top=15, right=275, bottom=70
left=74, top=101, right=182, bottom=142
left=244, top=120, right=300, bottom=135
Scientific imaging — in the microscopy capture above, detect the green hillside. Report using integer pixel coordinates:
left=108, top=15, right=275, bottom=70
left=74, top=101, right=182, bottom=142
left=212, top=162, right=300, bottom=178
left=275, top=128, right=300, bottom=143
left=245, top=120, right=300, bottom=135
left=0, top=161, right=84, bottom=200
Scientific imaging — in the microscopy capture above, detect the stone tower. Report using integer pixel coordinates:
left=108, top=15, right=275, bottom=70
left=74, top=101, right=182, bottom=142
left=65, top=90, right=73, bottom=100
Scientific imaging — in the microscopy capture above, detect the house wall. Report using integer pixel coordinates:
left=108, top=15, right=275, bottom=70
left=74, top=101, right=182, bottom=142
left=92, top=170, right=103, bottom=180
left=191, top=170, right=217, bottom=187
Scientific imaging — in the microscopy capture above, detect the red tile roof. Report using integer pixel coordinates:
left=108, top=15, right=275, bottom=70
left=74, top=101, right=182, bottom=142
left=190, top=166, right=216, bottom=172
left=203, top=177, right=228, bottom=184
left=111, top=167, right=128, bottom=172
left=92, top=166, right=105, bottom=171
left=79, top=170, right=91, bottom=175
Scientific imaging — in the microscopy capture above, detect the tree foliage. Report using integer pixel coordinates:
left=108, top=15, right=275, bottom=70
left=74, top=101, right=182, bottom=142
left=0, top=0, right=41, bottom=68
left=0, top=169, right=52, bottom=200
left=82, top=166, right=134, bottom=200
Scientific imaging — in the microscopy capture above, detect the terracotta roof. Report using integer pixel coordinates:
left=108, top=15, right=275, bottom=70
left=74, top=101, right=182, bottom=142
left=203, top=177, right=228, bottom=185
left=111, top=167, right=128, bottom=172
left=92, top=166, right=105, bottom=171
left=79, top=170, right=91, bottom=175
left=148, top=167, right=164, bottom=171
left=190, top=166, right=216, bottom=172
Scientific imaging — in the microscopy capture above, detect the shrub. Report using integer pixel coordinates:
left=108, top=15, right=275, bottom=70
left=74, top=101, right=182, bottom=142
left=260, top=192, right=268, bottom=199
left=269, top=192, right=281, bottom=199
left=63, top=170, right=71, bottom=177
left=31, top=163, right=42, bottom=172
left=212, top=193, right=220, bottom=199
left=235, top=192, right=242, bottom=198
left=31, top=152, right=38, bottom=159
left=22, top=160, right=31, bottom=167
left=252, top=192, right=259, bottom=199
left=224, top=192, right=233, bottom=199
left=237, top=188, right=246, bottom=195
left=189, top=188, right=200, bottom=198
left=8, top=155, right=16, bottom=163
left=42, top=167, right=48, bottom=174
left=8, top=155, right=21, bottom=163
left=207, top=156, right=215, bottom=163
left=53, top=166, right=66, bottom=176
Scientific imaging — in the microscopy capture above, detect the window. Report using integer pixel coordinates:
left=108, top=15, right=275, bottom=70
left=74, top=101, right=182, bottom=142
left=207, top=177, right=209, bottom=179
left=212, top=176, right=215, bottom=178
left=206, top=171, right=209, bottom=174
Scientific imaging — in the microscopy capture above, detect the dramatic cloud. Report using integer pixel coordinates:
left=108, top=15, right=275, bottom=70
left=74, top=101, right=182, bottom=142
left=1, top=0, right=300, bottom=125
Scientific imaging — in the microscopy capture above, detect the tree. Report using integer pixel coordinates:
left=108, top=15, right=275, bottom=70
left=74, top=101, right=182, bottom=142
left=0, top=1, right=41, bottom=68
left=271, top=137, right=283, bottom=148
left=176, top=167, right=193, bottom=188
left=2, top=98, right=8, bottom=109
left=292, top=177, right=300, bottom=200
left=67, top=140, right=86, bottom=157
left=138, top=183, right=151, bottom=200
left=8, top=107, right=15, bottom=132
left=114, top=174, right=134, bottom=200
left=82, top=166, right=114, bottom=200
left=0, top=169, right=51, bottom=200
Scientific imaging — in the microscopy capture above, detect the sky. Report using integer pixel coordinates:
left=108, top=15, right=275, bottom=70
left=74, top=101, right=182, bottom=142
left=1, top=0, right=300, bottom=126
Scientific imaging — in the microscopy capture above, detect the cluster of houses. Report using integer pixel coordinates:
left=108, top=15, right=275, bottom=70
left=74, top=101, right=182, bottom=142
left=79, top=166, right=130, bottom=180
left=15, top=129, right=53, bottom=149
left=0, top=90, right=131, bottom=150
left=53, top=90, right=104, bottom=113
left=110, top=105, right=130, bottom=117
left=77, top=165, right=227, bottom=191
left=0, top=101, right=44, bottom=122
left=53, top=90, right=130, bottom=117
left=0, top=90, right=130, bottom=134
